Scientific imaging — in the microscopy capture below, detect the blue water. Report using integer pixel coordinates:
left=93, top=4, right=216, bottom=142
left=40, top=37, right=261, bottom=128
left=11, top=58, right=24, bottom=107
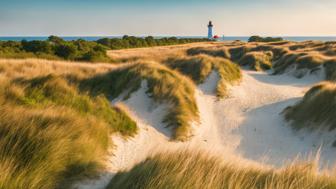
left=1, top=36, right=336, bottom=42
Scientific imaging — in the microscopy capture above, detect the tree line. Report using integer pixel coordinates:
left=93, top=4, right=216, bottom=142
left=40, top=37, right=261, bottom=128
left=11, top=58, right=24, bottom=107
left=0, top=36, right=209, bottom=62
left=248, top=36, right=284, bottom=43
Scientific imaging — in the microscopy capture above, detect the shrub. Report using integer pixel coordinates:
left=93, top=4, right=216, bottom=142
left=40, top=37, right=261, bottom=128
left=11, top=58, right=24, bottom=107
left=22, top=40, right=53, bottom=54
left=55, top=43, right=78, bottom=60
left=81, top=45, right=110, bottom=62
left=248, top=36, right=284, bottom=43
left=97, top=36, right=209, bottom=50
left=48, top=35, right=65, bottom=44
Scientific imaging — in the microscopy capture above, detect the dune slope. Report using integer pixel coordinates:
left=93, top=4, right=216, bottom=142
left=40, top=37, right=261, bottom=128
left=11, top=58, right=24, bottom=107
left=76, top=67, right=336, bottom=189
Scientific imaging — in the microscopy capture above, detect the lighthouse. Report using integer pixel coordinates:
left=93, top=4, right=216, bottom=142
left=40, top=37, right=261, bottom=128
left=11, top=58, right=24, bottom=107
left=208, top=21, right=213, bottom=39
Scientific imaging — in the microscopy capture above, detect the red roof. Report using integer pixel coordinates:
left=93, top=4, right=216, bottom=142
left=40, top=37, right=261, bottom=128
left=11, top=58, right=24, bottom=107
left=213, top=35, right=219, bottom=39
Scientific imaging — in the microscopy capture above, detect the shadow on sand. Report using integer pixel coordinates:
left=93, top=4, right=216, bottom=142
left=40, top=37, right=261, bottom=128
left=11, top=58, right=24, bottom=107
left=247, top=70, right=323, bottom=87
left=233, top=98, right=327, bottom=167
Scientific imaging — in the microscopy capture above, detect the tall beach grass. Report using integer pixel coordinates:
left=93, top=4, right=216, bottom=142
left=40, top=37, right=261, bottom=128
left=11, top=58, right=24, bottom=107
left=108, top=150, right=336, bottom=189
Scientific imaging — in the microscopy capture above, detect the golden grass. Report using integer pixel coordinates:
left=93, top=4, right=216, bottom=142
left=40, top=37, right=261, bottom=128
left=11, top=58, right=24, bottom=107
left=165, top=54, right=241, bottom=98
left=186, top=46, right=231, bottom=59
left=239, top=51, right=273, bottom=71
left=107, top=42, right=214, bottom=63
left=107, top=150, right=336, bottom=189
left=284, top=81, right=336, bottom=131
left=0, top=59, right=137, bottom=189
left=107, top=41, right=336, bottom=77
left=2, top=40, right=336, bottom=188
left=80, top=61, right=199, bottom=141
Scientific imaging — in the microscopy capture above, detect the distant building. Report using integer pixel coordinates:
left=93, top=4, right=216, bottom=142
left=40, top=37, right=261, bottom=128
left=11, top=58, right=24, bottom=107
left=208, top=21, right=213, bottom=39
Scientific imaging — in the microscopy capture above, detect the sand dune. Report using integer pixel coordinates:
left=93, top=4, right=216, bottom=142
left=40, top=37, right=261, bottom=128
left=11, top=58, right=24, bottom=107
left=75, top=66, right=336, bottom=189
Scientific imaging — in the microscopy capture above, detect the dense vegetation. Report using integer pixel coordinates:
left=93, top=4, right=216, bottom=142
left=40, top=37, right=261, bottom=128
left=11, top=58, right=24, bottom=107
left=248, top=36, right=284, bottom=43
left=0, top=36, right=111, bottom=62
left=0, top=59, right=137, bottom=189
left=0, top=35, right=208, bottom=62
left=108, top=150, right=335, bottom=189
left=97, top=35, right=208, bottom=50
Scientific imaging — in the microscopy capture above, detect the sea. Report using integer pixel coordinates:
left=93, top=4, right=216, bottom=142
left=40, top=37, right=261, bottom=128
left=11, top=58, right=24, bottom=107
left=1, top=36, right=336, bottom=42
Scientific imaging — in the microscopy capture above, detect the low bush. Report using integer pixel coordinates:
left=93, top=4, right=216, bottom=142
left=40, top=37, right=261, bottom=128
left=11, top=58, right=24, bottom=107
left=97, top=35, right=208, bottom=50
left=0, top=37, right=111, bottom=62
left=248, top=36, right=284, bottom=43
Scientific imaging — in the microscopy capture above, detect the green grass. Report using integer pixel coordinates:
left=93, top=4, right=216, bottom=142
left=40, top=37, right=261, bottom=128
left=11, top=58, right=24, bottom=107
left=165, top=55, right=241, bottom=98
left=107, top=150, right=336, bottom=189
left=0, top=71, right=137, bottom=189
left=283, top=82, right=336, bottom=131
left=80, top=62, right=198, bottom=141
left=239, top=51, right=273, bottom=71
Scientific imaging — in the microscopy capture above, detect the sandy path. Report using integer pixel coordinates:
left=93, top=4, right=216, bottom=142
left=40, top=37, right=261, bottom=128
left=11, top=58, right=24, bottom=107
left=75, top=69, right=336, bottom=189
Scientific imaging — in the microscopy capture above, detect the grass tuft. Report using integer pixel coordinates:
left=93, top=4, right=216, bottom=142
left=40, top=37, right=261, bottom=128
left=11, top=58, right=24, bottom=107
left=165, top=55, right=241, bottom=98
left=107, top=150, right=335, bottom=189
left=186, top=47, right=231, bottom=59
left=80, top=62, right=199, bottom=141
left=239, top=51, right=273, bottom=71
left=283, top=81, right=336, bottom=131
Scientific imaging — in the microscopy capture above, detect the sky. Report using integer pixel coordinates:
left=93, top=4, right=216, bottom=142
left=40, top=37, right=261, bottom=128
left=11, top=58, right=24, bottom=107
left=1, top=0, right=336, bottom=37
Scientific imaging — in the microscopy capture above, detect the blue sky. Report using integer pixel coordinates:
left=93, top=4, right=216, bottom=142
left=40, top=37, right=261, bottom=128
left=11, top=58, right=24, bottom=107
left=1, top=0, right=336, bottom=36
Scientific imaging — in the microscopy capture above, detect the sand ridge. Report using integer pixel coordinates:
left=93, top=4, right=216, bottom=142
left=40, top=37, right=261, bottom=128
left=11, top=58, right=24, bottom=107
left=75, top=68, right=336, bottom=189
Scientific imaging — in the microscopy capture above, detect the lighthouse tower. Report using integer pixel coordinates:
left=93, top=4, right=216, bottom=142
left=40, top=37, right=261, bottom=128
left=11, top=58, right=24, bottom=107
left=208, top=21, right=213, bottom=39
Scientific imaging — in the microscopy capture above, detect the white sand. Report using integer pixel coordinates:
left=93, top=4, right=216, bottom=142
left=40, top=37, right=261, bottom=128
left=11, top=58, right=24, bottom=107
left=76, top=68, right=336, bottom=189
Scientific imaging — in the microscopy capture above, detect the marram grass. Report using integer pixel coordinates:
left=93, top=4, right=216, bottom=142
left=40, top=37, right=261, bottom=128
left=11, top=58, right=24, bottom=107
left=107, top=150, right=336, bottom=189
left=239, top=51, right=273, bottom=71
left=284, top=81, right=336, bottom=131
left=80, top=61, right=199, bottom=141
left=165, top=54, right=241, bottom=98
left=0, top=59, right=137, bottom=189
